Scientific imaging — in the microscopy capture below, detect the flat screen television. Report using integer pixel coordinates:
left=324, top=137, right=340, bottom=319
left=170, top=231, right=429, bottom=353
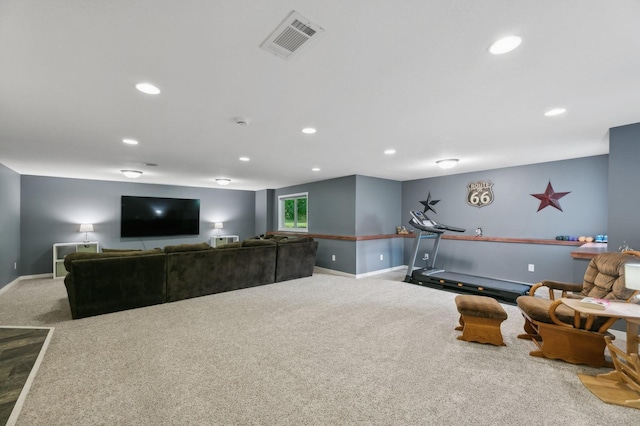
left=121, top=195, right=200, bottom=238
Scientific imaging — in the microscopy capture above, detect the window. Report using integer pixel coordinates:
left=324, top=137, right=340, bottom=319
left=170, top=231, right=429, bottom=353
left=278, top=192, right=308, bottom=231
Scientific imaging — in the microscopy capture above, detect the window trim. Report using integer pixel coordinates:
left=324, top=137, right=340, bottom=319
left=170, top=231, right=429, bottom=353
left=277, top=192, right=308, bottom=232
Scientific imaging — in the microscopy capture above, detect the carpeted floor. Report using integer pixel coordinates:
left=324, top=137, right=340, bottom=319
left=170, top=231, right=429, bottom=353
left=0, top=272, right=637, bottom=425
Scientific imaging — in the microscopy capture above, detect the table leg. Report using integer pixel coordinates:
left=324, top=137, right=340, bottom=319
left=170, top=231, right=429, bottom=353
left=627, top=320, right=639, bottom=355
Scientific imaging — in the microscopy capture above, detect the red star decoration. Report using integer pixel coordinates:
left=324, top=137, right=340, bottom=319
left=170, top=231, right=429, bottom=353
left=531, top=182, right=570, bottom=212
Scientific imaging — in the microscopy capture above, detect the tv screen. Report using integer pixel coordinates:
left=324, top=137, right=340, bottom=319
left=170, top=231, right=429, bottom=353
left=121, top=196, right=200, bottom=238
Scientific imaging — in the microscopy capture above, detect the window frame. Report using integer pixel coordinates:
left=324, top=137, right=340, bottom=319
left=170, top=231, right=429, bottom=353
left=277, top=192, right=309, bottom=232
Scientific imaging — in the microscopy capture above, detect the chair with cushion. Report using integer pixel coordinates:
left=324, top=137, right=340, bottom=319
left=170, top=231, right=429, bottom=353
left=516, top=251, right=640, bottom=367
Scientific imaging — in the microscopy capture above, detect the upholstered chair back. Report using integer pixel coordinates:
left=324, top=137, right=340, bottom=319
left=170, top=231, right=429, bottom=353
left=580, top=252, right=637, bottom=301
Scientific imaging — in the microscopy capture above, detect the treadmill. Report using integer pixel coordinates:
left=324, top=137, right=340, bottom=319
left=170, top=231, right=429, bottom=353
left=404, top=210, right=530, bottom=304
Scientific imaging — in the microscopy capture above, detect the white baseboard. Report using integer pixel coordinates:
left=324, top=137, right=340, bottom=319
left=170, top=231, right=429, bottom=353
left=314, top=265, right=407, bottom=279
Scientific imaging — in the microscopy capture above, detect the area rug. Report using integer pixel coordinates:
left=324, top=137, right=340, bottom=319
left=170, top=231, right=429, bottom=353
left=0, top=326, right=54, bottom=426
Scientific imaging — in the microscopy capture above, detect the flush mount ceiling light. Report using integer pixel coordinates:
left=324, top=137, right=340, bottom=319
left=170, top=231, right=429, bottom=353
left=384, top=149, right=396, bottom=155
left=436, top=159, right=459, bottom=169
left=239, top=157, right=250, bottom=162
left=312, top=167, right=320, bottom=172
left=302, top=127, right=316, bottom=134
left=489, top=35, right=522, bottom=54
left=544, top=108, right=567, bottom=117
left=121, top=170, right=143, bottom=178
left=215, top=178, right=231, bottom=186
left=122, top=138, right=139, bottom=145
left=234, top=117, right=249, bottom=126
left=135, top=82, right=160, bottom=95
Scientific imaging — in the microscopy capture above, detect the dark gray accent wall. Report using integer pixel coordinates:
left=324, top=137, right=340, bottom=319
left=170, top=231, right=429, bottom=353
left=20, top=175, right=255, bottom=275
left=0, top=163, right=20, bottom=288
left=255, top=189, right=274, bottom=235
left=402, top=155, right=608, bottom=283
left=608, top=123, right=640, bottom=252
left=355, top=175, right=403, bottom=274
left=355, top=175, right=402, bottom=235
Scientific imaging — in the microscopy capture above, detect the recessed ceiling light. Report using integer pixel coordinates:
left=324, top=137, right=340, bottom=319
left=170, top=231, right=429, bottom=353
left=135, top=82, right=160, bottom=95
left=436, top=159, right=459, bottom=169
left=239, top=157, right=250, bottom=162
left=489, top=36, right=522, bottom=55
left=121, top=170, right=143, bottom=178
left=312, top=167, right=320, bottom=172
left=122, top=138, right=139, bottom=145
left=544, top=108, right=567, bottom=117
left=215, top=178, right=231, bottom=186
left=302, top=127, right=316, bottom=134
left=384, top=149, right=396, bottom=155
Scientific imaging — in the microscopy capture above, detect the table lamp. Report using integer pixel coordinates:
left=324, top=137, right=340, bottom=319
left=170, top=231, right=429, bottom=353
left=79, top=224, right=94, bottom=242
left=625, top=262, right=640, bottom=301
left=214, top=222, right=224, bottom=236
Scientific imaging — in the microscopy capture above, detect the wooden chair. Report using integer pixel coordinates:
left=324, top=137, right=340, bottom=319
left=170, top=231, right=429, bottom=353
left=578, top=336, right=640, bottom=408
left=516, top=252, right=640, bottom=367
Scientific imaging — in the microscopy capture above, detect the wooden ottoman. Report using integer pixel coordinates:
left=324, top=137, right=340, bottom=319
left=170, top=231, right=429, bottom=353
left=455, top=295, right=508, bottom=346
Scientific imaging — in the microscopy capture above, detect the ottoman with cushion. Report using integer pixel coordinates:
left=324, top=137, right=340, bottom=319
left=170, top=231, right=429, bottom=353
left=455, top=294, right=508, bottom=346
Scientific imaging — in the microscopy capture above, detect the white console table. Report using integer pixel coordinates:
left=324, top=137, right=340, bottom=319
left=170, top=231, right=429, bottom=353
left=210, top=235, right=239, bottom=247
left=53, top=241, right=100, bottom=278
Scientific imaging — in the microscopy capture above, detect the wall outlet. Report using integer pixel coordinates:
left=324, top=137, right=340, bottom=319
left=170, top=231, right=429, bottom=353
left=528, top=264, right=535, bottom=272
left=380, top=254, right=384, bottom=261
left=332, top=254, right=336, bottom=261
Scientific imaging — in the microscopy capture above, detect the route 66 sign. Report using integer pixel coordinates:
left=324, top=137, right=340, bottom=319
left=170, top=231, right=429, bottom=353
left=467, top=180, right=494, bottom=208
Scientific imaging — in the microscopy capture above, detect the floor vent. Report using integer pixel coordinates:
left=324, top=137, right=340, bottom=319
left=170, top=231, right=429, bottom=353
left=260, top=11, right=324, bottom=60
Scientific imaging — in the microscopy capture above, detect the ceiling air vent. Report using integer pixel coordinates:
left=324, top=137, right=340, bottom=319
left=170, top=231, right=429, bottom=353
left=260, top=11, right=324, bottom=60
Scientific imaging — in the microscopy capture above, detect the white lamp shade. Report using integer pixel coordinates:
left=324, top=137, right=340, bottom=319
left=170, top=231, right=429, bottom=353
left=625, top=263, right=640, bottom=291
left=214, top=222, right=224, bottom=230
left=79, top=224, right=94, bottom=232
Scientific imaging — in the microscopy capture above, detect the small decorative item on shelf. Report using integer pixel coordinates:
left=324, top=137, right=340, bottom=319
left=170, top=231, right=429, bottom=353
left=619, top=241, right=633, bottom=252
left=396, top=226, right=409, bottom=235
left=475, top=227, right=482, bottom=237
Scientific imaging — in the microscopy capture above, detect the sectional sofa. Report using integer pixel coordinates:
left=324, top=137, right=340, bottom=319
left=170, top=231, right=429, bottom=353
left=63, top=236, right=318, bottom=319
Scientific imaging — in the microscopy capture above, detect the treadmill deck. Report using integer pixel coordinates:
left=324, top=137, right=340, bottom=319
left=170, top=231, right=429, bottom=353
left=407, top=270, right=531, bottom=304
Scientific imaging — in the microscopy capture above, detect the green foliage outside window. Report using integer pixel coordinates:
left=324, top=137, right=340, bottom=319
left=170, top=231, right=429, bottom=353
left=281, top=194, right=308, bottom=229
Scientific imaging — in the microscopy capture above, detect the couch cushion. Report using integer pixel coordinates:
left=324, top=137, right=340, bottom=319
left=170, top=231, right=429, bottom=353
left=216, top=242, right=243, bottom=249
left=163, top=242, right=211, bottom=253
left=242, top=239, right=276, bottom=247
left=277, top=236, right=313, bottom=244
left=64, top=249, right=162, bottom=272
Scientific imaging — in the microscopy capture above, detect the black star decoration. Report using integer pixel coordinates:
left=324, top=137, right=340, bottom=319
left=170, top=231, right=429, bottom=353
left=420, top=192, right=440, bottom=215
left=531, top=181, right=570, bottom=212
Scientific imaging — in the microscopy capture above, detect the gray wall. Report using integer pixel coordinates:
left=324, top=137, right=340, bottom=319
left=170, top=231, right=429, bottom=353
left=20, top=175, right=256, bottom=275
left=355, top=175, right=403, bottom=274
left=0, top=163, right=21, bottom=288
left=608, top=123, right=640, bottom=252
left=275, top=176, right=357, bottom=273
left=274, top=175, right=405, bottom=275
left=402, top=155, right=609, bottom=284
left=254, top=189, right=274, bottom=235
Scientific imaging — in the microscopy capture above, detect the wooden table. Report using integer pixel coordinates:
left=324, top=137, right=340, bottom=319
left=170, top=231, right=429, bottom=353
left=560, top=298, right=640, bottom=409
left=560, top=298, right=640, bottom=354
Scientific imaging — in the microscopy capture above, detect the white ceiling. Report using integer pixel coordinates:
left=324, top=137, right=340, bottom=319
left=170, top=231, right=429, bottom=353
left=1, top=1, right=639, bottom=191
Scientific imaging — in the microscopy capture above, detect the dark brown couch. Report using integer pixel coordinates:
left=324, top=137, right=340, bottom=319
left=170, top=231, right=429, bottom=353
left=63, top=237, right=318, bottom=319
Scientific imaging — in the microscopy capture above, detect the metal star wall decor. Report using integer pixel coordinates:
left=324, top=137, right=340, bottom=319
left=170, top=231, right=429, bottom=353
left=420, top=192, right=440, bottom=215
left=531, top=181, right=570, bottom=212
